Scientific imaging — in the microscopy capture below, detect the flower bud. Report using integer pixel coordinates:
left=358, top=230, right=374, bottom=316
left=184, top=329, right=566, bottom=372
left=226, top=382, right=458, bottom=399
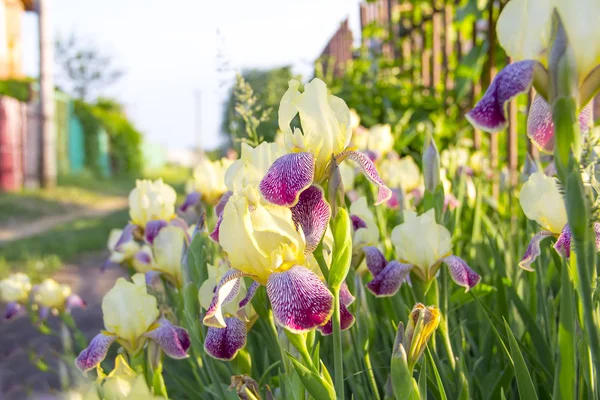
left=422, top=133, right=440, bottom=193
left=398, top=303, right=441, bottom=371
left=229, top=375, right=261, bottom=400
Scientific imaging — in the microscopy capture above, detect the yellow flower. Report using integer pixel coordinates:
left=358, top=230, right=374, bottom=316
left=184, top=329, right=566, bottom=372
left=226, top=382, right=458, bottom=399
left=391, top=210, right=452, bottom=281
left=379, top=156, right=422, bottom=192
left=367, top=124, right=394, bottom=156
left=219, top=193, right=306, bottom=284
left=107, top=229, right=140, bottom=264
left=279, top=78, right=352, bottom=180
left=349, top=197, right=379, bottom=249
left=188, top=157, right=233, bottom=206
left=520, top=172, right=567, bottom=233
left=152, top=225, right=185, bottom=287
left=338, top=162, right=356, bottom=191
left=497, top=0, right=600, bottom=84
left=225, top=142, right=286, bottom=201
left=469, top=151, right=490, bottom=176
left=349, top=108, right=361, bottom=130
left=0, top=273, right=31, bottom=303
left=102, top=274, right=159, bottom=350
left=35, top=278, right=72, bottom=309
left=397, top=303, right=441, bottom=369
left=128, top=179, right=177, bottom=227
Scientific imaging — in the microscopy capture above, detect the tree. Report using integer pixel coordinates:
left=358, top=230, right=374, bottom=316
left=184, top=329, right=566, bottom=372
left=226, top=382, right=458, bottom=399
left=54, top=32, right=124, bottom=101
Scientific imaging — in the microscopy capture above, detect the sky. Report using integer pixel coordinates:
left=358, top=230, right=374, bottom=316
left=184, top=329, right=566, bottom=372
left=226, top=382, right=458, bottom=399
left=22, top=0, right=362, bottom=151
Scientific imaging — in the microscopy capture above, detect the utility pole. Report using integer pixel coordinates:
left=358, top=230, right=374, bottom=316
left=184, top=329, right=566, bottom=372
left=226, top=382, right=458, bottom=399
left=37, top=0, right=56, bottom=188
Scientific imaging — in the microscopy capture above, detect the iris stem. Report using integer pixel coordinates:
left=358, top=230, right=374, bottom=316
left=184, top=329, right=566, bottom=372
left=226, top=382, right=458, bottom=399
left=332, top=285, right=344, bottom=399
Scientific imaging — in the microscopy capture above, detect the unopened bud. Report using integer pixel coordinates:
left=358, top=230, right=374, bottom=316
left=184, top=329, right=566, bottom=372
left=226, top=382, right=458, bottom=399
left=403, top=303, right=441, bottom=371
left=423, top=133, right=441, bottom=193
left=229, top=375, right=261, bottom=400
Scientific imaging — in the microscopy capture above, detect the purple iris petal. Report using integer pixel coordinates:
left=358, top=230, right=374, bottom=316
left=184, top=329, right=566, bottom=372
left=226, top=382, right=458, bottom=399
left=210, top=191, right=233, bottom=243
left=337, top=150, right=392, bottom=205
left=134, top=249, right=152, bottom=266
left=466, top=60, right=537, bottom=132
left=169, top=217, right=191, bottom=241
left=4, top=302, right=22, bottom=320
left=259, top=152, right=315, bottom=207
left=203, top=269, right=244, bottom=328
left=180, top=191, right=201, bottom=212
left=519, top=230, right=554, bottom=271
left=266, top=265, right=333, bottom=333
left=363, top=246, right=388, bottom=277
left=442, top=255, right=481, bottom=291
left=351, top=215, right=367, bottom=231
left=239, top=281, right=260, bottom=309
left=75, top=333, right=117, bottom=372
left=366, top=260, right=413, bottom=297
left=145, top=271, right=162, bottom=285
left=204, top=317, right=247, bottom=361
left=145, top=220, right=168, bottom=245
left=290, top=185, right=331, bottom=253
left=144, top=318, right=190, bottom=359
left=39, top=306, right=50, bottom=320
left=114, top=224, right=140, bottom=252
left=554, top=225, right=572, bottom=258
left=528, top=96, right=593, bottom=153
left=65, top=294, right=86, bottom=312
left=318, top=283, right=356, bottom=335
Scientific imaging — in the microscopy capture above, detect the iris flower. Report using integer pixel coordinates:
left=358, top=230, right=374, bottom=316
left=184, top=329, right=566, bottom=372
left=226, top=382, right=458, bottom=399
left=259, top=78, right=391, bottom=208
left=33, top=278, right=85, bottom=319
left=75, top=274, right=190, bottom=372
left=519, top=171, right=600, bottom=269
left=365, top=210, right=480, bottom=296
left=466, top=0, right=598, bottom=150
left=0, top=273, right=32, bottom=319
left=180, top=157, right=234, bottom=211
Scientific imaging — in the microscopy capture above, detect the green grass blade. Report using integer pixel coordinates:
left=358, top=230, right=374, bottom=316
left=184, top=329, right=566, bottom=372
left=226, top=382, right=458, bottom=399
left=553, top=257, right=576, bottom=399
left=504, top=320, right=539, bottom=400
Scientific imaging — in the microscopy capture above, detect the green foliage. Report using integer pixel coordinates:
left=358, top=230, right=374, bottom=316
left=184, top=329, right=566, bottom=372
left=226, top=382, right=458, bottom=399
left=221, top=67, right=297, bottom=149
left=0, top=78, right=35, bottom=102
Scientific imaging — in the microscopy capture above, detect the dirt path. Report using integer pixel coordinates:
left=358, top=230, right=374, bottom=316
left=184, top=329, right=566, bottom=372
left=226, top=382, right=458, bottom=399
left=0, top=252, right=125, bottom=399
left=0, top=197, right=128, bottom=244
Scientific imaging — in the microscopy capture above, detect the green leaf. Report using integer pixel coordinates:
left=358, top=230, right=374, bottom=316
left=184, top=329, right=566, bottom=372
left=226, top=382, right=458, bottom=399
left=426, top=347, right=448, bottom=400
left=287, top=353, right=336, bottom=400
left=418, top=354, right=427, bottom=400
left=553, top=256, right=576, bottom=399
left=504, top=320, right=539, bottom=400
left=329, top=208, right=352, bottom=289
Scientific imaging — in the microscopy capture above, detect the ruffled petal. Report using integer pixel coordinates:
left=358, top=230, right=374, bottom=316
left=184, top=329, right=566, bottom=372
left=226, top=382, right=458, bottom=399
left=443, top=255, right=481, bottom=291
left=363, top=246, right=387, bottom=277
left=4, top=301, right=22, bottom=320
left=259, top=152, right=315, bottom=207
left=180, top=191, right=201, bottom=212
left=204, top=317, right=247, bottom=361
left=239, top=281, right=260, bottom=309
left=145, top=220, right=168, bottom=245
left=318, top=283, right=355, bottom=335
left=75, top=333, right=117, bottom=372
left=114, top=224, right=140, bottom=252
left=144, top=318, right=190, bottom=359
left=554, top=225, right=572, bottom=258
left=203, top=269, right=244, bottom=328
left=519, top=230, right=554, bottom=271
left=266, top=265, right=333, bottom=333
left=466, top=60, right=537, bottom=133
left=210, top=191, right=233, bottom=243
left=528, top=95, right=593, bottom=153
left=337, top=150, right=392, bottom=205
left=290, top=185, right=331, bottom=253
left=366, top=260, right=413, bottom=297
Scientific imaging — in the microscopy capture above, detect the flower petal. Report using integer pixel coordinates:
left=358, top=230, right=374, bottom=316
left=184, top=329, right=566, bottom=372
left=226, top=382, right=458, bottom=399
left=351, top=215, right=367, bottom=230
left=266, top=265, right=333, bottom=333
left=239, top=281, right=260, bottom=309
left=65, top=294, right=87, bottom=312
left=337, top=150, right=392, bottom=205
left=318, top=283, right=356, bottom=335
left=114, top=224, right=140, bottom=252
left=75, top=333, right=117, bottom=372
left=519, top=230, right=554, bottom=271
left=144, top=318, right=190, bottom=359
left=4, top=301, right=22, bottom=320
left=366, top=260, right=413, bottom=297
left=290, top=185, right=331, bottom=253
left=210, top=191, right=233, bottom=243
left=554, top=225, right=572, bottom=258
left=442, top=255, right=481, bottom=291
left=204, top=317, right=247, bottom=361
left=340, top=282, right=355, bottom=306
left=259, top=152, right=315, bottom=207
left=180, top=191, right=201, bottom=212
left=145, top=220, right=168, bottom=245
left=528, top=95, right=593, bottom=153
left=466, top=60, right=537, bottom=133
left=363, top=246, right=388, bottom=277
left=203, top=269, right=244, bottom=328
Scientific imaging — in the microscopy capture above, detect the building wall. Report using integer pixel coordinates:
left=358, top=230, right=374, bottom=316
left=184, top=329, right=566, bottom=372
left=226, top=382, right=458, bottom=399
left=0, top=0, right=26, bottom=79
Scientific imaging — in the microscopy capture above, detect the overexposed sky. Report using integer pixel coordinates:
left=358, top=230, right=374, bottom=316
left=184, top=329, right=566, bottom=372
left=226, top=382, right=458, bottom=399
left=22, top=0, right=361, bottom=150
